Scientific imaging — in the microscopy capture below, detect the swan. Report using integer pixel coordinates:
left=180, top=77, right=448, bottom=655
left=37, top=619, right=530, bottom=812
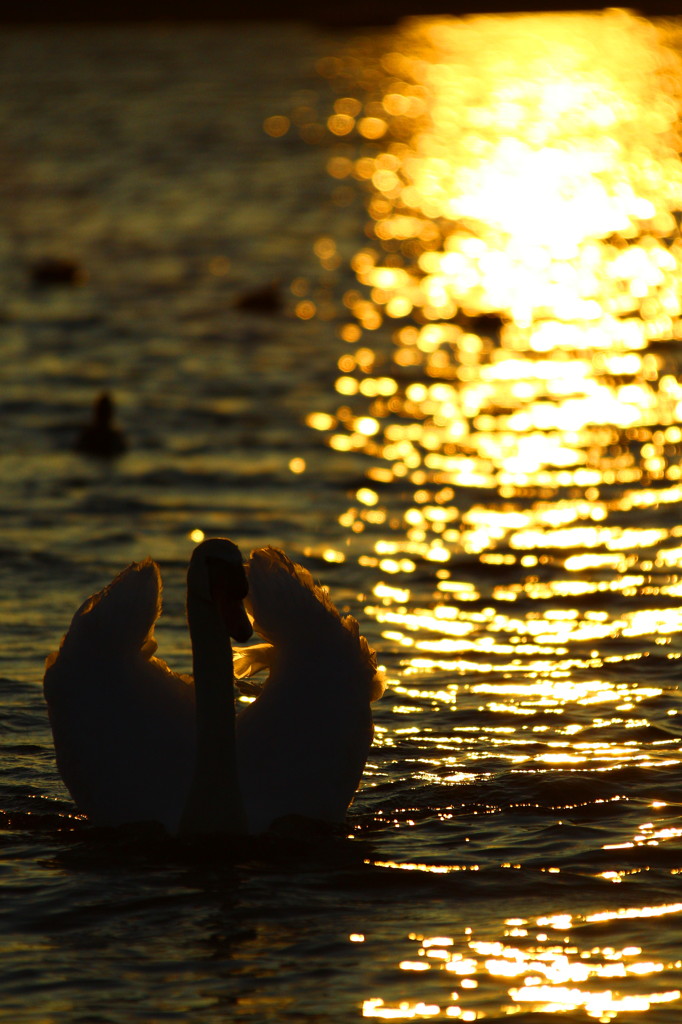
left=43, top=539, right=383, bottom=836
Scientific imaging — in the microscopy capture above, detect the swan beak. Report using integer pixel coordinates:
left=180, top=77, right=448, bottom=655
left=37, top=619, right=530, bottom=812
left=220, top=595, right=253, bottom=643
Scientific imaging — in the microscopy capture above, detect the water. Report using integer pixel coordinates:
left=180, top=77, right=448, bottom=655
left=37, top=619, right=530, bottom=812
left=2, top=11, right=682, bottom=1022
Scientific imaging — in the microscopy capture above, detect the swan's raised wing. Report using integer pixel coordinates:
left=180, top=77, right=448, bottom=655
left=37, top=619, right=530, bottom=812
left=43, top=559, right=194, bottom=833
left=45, top=558, right=162, bottom=670
left=245, top=546, right=384, bottom=701
left=236, top=547, right=384, bottom=833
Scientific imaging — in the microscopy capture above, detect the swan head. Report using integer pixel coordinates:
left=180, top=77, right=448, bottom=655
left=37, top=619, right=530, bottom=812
left=187, top=538, right=252, bottom=642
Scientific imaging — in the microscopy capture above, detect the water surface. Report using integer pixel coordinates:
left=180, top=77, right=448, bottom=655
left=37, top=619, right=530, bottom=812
left=2, top=11, right=682, bottom=1022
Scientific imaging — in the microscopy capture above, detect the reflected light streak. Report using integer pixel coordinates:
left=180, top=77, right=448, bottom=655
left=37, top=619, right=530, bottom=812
left=360, top=906, right=682, bottom=1021
left=309, top=9, right=682, bottom=557
left=294, top=15, right=682, bottom=1021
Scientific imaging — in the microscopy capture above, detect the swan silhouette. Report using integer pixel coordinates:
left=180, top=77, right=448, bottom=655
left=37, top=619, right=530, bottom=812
left=43, top=539, right=383, bottom=836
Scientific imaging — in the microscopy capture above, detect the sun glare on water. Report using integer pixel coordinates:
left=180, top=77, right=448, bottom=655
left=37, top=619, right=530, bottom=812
left=357, top=904, right=682, bottom=1021
left=271, top=10, right=682, bottom=1020
left=295, top=9, right=682, bottom=671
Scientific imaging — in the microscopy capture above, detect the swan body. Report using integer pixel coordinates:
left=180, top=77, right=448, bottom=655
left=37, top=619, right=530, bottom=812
left=43, top=542, right=383, bottom=836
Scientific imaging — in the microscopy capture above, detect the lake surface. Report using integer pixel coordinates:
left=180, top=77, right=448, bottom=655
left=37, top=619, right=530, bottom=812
left=2, top=10, right=682, bottom=1022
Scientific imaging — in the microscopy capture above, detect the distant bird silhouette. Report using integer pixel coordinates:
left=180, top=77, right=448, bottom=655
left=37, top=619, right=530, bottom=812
left=75, top=392, right=127, bottom=458
left=234, top=281, right=282, bottom=313
left=30, top=257, right=85, bottom=287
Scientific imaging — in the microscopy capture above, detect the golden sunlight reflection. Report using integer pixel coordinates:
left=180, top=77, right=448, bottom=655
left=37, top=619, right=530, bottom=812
left=272, top=28, right=682, bottom=1014
left=359, top=903, right=682, bottom=1020
left=287, top=10, right=682, bottom=727
left=305, top=11, right=682, bottom=498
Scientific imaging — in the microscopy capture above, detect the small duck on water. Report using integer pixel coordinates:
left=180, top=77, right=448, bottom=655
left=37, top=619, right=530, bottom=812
left=74, top=392, right=127, bottom=459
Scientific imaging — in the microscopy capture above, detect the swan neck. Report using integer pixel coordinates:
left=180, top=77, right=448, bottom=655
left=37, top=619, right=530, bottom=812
left=178, top=592, right=247, bottom=836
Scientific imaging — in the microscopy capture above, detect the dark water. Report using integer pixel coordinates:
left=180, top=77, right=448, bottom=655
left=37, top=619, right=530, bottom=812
left=2, top=12, right=682, bottom=1022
